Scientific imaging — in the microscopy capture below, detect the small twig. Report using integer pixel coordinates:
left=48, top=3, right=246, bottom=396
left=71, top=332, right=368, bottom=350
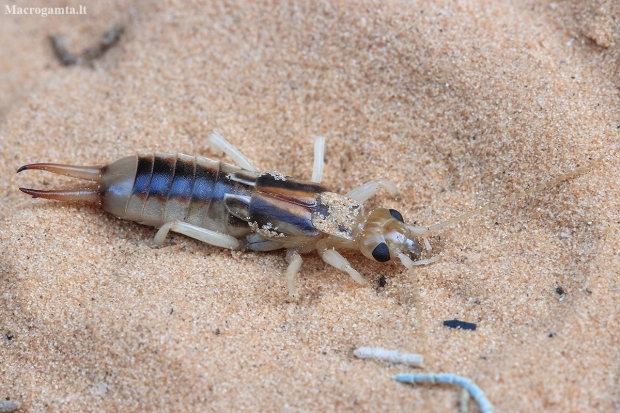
left=393, top=372, right=493, bottom=413
left=83, top=23, right=124, bottom=60
left=353, top=347, right=424, bottom=367
left=50, top=23, right=124, bottom=66
left=49, top=34, right=77, bottom=66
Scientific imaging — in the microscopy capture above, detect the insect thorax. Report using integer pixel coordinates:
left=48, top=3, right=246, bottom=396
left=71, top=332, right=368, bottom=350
left=311, top=192, right=364, bottom=241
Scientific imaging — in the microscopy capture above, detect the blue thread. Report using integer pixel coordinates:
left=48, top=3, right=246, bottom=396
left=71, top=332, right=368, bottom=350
left=393, top=372, right=493, bottom=413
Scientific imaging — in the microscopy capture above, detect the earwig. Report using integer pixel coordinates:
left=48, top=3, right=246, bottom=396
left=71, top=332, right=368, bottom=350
left=17, top=133, right=604, bottom=299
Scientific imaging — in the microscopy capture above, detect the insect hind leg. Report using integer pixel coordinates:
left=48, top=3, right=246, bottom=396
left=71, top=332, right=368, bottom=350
left=207, top=132, right=258, bottom=172
left=152, top=220, right=240, bottom=250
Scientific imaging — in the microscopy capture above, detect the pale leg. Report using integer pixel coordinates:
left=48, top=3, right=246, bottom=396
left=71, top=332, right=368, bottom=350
left=346, top=180, right=400, bottom=203
left=285, top=250, right=303, bottom=299
left=319, top=248, right=366, bottom=285
left=207, top=132, right=258, bottom=172
left=152, top=220, right=240, bottom=250
left=311, top=136, right=325, bottom=183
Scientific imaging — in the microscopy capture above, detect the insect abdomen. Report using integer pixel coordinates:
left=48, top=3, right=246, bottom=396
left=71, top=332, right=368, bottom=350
left=101, top=153, right=257, bottom=238
left=33, top=151, right=353, bottom=246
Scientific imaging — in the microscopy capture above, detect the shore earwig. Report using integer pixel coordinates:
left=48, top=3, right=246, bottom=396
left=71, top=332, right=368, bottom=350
left=17, top=133, right=603, bottom=298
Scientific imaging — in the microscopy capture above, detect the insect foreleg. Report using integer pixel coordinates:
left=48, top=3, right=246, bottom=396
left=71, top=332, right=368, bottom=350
left=346, top=180, right=400, bottom=203
left=152, top=220, right=241, bottom=250
left=316, top=239, right=366, bottom=285
left=285, top=250, right=303, bottom=299
left=207, top=132, right=258, bottom=172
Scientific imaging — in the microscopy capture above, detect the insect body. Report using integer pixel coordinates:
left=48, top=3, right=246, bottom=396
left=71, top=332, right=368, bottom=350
left=17, top=133, right=601, bottom=298
left=18, top=133, right=437, bottom=298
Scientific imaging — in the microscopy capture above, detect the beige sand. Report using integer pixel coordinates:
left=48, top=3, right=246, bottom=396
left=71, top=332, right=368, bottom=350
left=1, top=0, right=619, bottom=411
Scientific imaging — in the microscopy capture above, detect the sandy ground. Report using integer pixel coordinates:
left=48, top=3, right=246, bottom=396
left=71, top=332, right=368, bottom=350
left=1, top=0, right=619, bottom=411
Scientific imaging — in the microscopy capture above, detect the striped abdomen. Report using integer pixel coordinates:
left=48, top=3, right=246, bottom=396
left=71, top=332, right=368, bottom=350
left=101, top=153, right=332, bottom=241
left=102, top=153, right=257, bottom=238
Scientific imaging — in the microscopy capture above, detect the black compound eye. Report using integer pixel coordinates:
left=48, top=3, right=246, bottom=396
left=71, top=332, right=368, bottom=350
left=389, top=209, right=404, bottom=223
left=371, top=242, right=391, bottom=262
